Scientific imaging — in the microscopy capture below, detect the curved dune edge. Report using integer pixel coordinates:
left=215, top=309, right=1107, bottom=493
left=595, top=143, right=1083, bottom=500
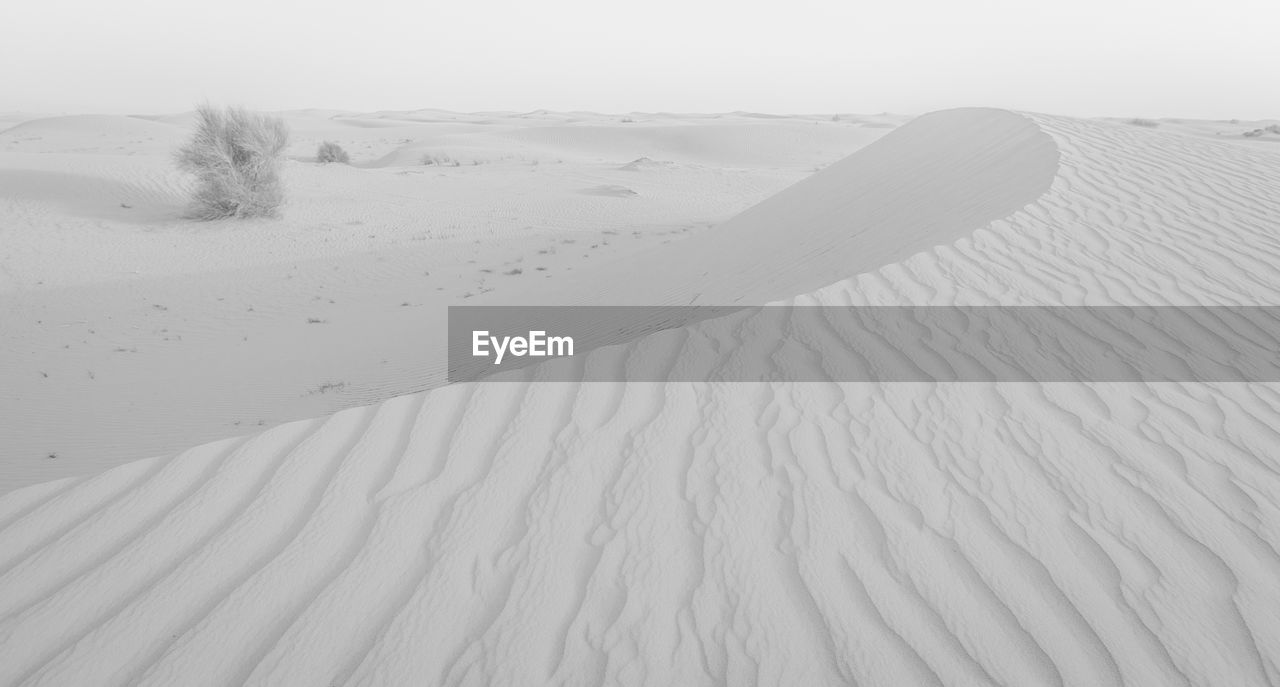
left=494, top=107, right=1060, bottom=307
left=390, top=108, right=1062, bottom=390
left=3, top=112, right=1280, bottom=686
left=0, top=108, right=1053, bottom=488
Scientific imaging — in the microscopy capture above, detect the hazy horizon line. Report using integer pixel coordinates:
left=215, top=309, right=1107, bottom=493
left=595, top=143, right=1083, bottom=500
left=5, top=104, right=1277, bottom=122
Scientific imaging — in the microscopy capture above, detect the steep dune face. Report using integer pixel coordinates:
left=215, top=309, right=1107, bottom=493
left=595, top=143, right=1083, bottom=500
left=3, top=111, right=1280, bottom=686
left=516, top=108, right=1059, bottom=307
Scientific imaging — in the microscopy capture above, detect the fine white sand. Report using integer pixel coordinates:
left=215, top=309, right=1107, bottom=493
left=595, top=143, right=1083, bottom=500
left=2, top=108, right=1280, bottom=686
left=0, top=110, right=897, bottom=487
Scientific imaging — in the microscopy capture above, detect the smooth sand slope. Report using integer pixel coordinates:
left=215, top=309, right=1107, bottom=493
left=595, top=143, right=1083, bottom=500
left=0, top=110, right=892, bottom=290
left=0, top=110, right=894, bottom=488
left=2, top=110, right=1280, bottom=686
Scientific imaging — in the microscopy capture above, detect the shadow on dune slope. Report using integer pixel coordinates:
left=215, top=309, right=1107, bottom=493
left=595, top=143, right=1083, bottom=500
left=506, top=108, right=1059, bottom=308
left=437, top=108, right=1060, bottom=382
left=0, top=108, right=1060, bottom=490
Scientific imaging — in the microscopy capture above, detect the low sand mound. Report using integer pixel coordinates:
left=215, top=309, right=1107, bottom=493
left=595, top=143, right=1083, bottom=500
left=0, top=115, right=184, bottom=154
left=577, top=184, right=638, bottom=197
left=618, top=156, right=680, bottom=172
left=0, top=155, right=188, bottom=222
left=0, top=116, right=190, bottom=221
left=3, top=109, right=1280, bottom=686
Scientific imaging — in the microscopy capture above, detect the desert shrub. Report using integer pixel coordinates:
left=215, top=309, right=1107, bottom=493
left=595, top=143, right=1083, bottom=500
left=1267, top=124, right=1280, bottom=135
left=175, top=104, right=289, bottom=219
left=316, top=140, right=350, bottom=164
left=422, top=153, right=460, bottom=167
left=1126, top=118, right=1159, bottom=128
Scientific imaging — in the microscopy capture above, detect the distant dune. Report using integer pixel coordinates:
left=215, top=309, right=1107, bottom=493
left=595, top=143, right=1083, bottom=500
left=2, top=108, right=1280, bottom=685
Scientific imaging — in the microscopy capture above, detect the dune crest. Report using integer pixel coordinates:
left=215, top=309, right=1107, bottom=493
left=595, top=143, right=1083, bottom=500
left=3, top=109, right=1280, bottom=686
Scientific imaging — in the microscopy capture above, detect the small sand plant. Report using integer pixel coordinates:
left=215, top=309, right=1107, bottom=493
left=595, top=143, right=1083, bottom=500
left=422, top=153, right=460, bottom=167
left=316, top=140, right=350, bottom=164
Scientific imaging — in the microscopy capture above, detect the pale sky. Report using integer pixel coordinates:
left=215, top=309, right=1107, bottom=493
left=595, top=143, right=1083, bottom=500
left=3, top=0, right=1278, bottom=118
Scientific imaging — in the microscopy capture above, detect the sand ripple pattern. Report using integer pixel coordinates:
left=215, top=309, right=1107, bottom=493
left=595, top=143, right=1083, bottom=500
left=1, top=111, right=1280, bottom=686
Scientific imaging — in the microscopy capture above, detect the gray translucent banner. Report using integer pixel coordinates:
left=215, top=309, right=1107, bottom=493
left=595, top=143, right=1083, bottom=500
left=447, top=306, right=1280, bottom=383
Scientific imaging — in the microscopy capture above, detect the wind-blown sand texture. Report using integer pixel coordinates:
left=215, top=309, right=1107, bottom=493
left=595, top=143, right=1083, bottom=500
left=0, top=110, right=896, bottom=487
left=2, top=108, right=1280, bottom=686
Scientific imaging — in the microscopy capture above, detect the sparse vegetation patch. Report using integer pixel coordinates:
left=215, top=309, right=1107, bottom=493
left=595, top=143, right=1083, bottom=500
left=316, top=141, right=350, bottom=164
left=175, top=104, right=290, bottom=220
left=422, top=153, right=460, bottom=167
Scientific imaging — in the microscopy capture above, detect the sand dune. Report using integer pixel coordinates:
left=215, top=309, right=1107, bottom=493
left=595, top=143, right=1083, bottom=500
left=2, top=109, right=1280, bottom=685
left=0, top=110, right=889, bottom=487
left=0, top=115, right=185, bottom=153
left=0, top=109, right=1039, bottom=487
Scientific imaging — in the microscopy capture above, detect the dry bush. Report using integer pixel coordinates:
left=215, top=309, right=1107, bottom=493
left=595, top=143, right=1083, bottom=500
left=316, top=140, right=350, bottom=164
left=175, top=104, right=289, bottom=219
left=1126, top=118, right=1160, bottom=128
left=422, top=152, right=460, bottom=167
